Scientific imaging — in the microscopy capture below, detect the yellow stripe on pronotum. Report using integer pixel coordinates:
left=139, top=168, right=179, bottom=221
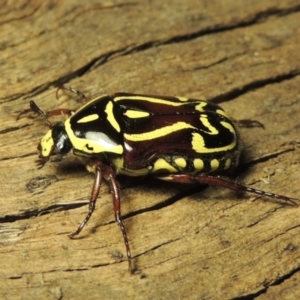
left=105, top=101, right=121, bottom=132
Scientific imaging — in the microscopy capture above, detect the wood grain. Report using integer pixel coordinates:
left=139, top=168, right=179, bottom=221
left=1, top=1, right=300, bottom=299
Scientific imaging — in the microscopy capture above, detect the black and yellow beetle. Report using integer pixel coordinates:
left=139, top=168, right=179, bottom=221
left=18, top=86, right=298, bottom=273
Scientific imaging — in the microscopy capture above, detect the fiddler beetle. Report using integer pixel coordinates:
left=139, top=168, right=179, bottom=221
left=17, top=86, right=298, bottom=273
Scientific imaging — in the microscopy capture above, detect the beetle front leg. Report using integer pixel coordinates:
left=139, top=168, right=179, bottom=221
left=156, top=174, right=298, bottom=206
left=17, top=100, right=75, bottom=127
left=68, top=162, right=103, bottom=238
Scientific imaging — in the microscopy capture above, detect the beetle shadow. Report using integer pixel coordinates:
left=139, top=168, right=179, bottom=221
left=120, top=177, right=210, bottom=219
left=53, top=159, right=249, bottom=223
left=51, top=151, right=290, bottom=238
left=56, top=159, right=88, bottom=175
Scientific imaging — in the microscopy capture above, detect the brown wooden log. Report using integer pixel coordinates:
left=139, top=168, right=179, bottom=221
left=1, top=1, right=300, bottom=299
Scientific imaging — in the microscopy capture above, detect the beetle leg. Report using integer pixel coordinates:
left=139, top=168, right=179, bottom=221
left=45, top=108, right=75, bottom=117
left=68, top=163, right=103, bottom=238
left=17, top=100, right=74, bottom=124
left=156, top=174, right=298, bottom=206
left=69, top=161, right=133, bottom=273
left=236, top=119, right=265, bottom=129
left=56, top=85, right=88, bottom=101
left=104, top=165, right=133, bottom=273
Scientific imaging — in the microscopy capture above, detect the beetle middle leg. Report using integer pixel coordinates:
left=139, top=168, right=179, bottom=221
left=69, top=160, right=133, bottom=273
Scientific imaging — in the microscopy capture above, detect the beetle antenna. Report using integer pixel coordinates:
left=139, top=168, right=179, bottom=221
left=29, top=100, right=52, bottom=128
left=56, top=85, right=88, bottom=101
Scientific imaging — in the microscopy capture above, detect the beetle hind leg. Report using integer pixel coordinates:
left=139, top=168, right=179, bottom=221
left=156, top=173, right=298, bottom=206
left=236, top=119, right=265, bottom=129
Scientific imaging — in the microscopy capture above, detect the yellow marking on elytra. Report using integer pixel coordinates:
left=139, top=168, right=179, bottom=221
left=124, top=122, right=197, bottom=142
left=200, top=115, right=218, bottom=134
left=210, top=159, right=219, bottom=171
left=193, top=158, right=204, bottom=170
left=40, top=130, right=54, bottom=157
left=175, top=157, right=187, bottom=168
left=65, top=119, right=123, bottom=155
left=151, top=158, right=177, bottom=173
left=220, top=121, right=236, bottom=134
left=216, top=109, right=229, bottom=117
left=191, top=133, right=205, bottom=153
left=123, top=110, right=150, bottom=119
left=77, top=114, right=99, bottom=123
left=114, top=95, right=200, bottom=106
left=105, top=101, right=121, bottom=132
left=191, top=130, right=236, bottom=153
left=195, top=102, right=208, bottom=112
left=224, top=158, right=232, bottom=170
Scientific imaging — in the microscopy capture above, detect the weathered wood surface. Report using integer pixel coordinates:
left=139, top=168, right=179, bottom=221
left=1, top=1, right=300, bottom=299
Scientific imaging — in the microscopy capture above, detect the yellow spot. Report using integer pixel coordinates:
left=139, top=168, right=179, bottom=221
left=65, top=119, right=123, bottom=155
left=193, top=158, right=204, bottom=171
left=77, top=114, right=99, bottom=123
left=175, top=157, right=186, bottom=168
left=195, top=102, right=208, bottom=112
left=200, top=115, right=218, bottom=134
left=123, top=110, right=150, bottom=119
left=105, top=101, right=120, bottom=132
left=210, top=159, right=219, bottom=171
left=40, top=130, right=54, bottom=157
left=125, top=122, right=196, bottom=142
left=151, top=158, right=177, bottom=173
left=224, top=158, right=232, bottom=170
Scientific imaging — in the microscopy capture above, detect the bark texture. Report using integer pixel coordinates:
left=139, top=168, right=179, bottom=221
left=1, top=1, right=300, bottom=299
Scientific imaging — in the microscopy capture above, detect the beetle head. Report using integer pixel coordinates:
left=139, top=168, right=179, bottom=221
left=36, top=122, right=72, bottom=168
left=27, top=101, right=72, bottom=168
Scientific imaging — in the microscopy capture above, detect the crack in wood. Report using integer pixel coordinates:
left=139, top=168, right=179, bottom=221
left=210, top=72, right=300, bottom=104
left=0, top=201, right=89, bottom=224
left=3, top=4, right=300, bottom=104
left=0, top=124, right=30, bottom=135
left=238, top=147, right=295, bottom=172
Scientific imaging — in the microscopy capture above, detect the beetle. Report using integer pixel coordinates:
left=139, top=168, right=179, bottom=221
left=18, top=86, right=298, bottom=273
